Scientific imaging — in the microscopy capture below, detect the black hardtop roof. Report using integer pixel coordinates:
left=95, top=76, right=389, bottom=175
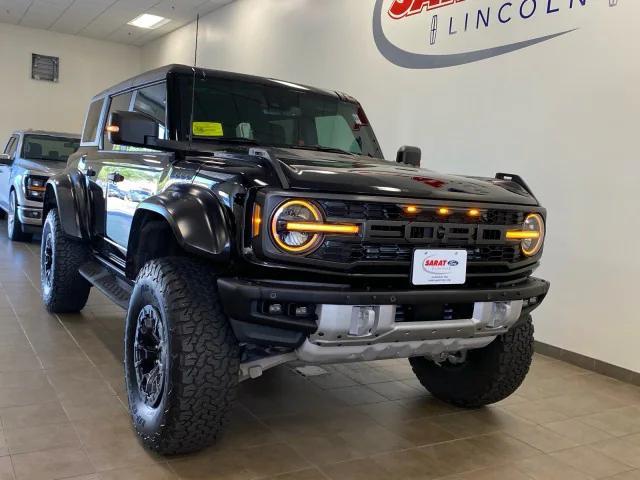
left=92, top=64, right=341, bottom=101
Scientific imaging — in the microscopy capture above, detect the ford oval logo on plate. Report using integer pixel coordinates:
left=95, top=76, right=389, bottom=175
left=448, top=260, right=459, bottom=267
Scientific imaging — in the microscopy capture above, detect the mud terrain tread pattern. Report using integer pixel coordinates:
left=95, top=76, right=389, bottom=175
left=409, top=317, right=534, bottom=408
left=130, top=258, right=239, bottom=455
left=41, top=209, right=91, bottom=313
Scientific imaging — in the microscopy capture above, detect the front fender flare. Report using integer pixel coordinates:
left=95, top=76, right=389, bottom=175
left=132, top=184, right=232, bottom=261
left=43, top=169, right=91, bottom=240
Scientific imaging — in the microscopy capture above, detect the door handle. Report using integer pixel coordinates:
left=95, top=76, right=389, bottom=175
left=107, top=172, right=124, bottom=183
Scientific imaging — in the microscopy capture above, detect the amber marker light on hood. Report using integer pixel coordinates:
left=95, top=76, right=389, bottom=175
left=468, top=208, right=481, bottom=217
left=437, top=207, right=450, bottom=215
left=105, top=125, right=120, bottom=133
left=404, top=205, right=419, bottom=214
left=285, top=222, right=360, bottom=235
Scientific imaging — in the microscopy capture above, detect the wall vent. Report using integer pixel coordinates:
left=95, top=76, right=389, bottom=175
left=31, top=54, right=59, bottom=82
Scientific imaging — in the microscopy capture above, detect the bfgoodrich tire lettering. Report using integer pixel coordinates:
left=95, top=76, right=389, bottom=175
left=409, top=316, right=534, bottom=408
left=124, top=257, right=240, bottom=455
left=40, top=208, right=91, bottom=313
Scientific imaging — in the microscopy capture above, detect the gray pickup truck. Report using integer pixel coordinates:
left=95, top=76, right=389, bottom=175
left=0, top=130, right=80, bottom=241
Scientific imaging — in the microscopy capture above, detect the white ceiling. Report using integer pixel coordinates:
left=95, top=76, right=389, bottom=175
left=0, top=0, right=233, bottom=46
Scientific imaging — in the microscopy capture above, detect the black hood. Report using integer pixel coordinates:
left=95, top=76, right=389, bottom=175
left=272, top=148, right=538, bottom=206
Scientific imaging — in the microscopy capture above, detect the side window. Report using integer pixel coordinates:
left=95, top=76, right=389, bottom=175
left=132, top=83, right=167, bottom=140
left=82, top=99, right=105, bottom=145
left=102, top=92, right=133, bottom=151
left=102, top=83, right=167, bottom=152
left=3, top=136, right=17, bottom=157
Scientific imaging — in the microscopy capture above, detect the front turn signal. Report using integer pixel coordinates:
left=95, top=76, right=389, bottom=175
left=252, top=204, right=262, bottom=237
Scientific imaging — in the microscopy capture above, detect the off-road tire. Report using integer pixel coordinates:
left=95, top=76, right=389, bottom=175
left=409, top=316, right=534, bottom=408
left=124, top=257, right=240, bottom=455
left=7, top=190, right=32, bottom=242
left=40, top=208, right=91, bottom=313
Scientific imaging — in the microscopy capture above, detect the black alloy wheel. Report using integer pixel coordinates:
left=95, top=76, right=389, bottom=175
left=133, top=305, right=168, bottom=409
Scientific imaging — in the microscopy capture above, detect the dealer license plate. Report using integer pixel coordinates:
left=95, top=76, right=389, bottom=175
left=411, top=249, right=467, bottom=286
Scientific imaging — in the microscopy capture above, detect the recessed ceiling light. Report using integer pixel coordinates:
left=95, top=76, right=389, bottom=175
left=128, top=14, right=170, bottom=29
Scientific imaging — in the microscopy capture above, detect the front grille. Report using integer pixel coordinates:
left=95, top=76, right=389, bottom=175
left=304, top=199, right=538, bottom=281
left=318, top=200, right=525, bottom=226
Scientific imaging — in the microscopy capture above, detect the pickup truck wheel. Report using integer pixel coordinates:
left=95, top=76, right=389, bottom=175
left=409, top=316, right=534, bottom=408
left=124, top=258, right=240, bottom=455
left=40, top=208, right=91, bottom=313
left=7, top=190, right=32, bottom=242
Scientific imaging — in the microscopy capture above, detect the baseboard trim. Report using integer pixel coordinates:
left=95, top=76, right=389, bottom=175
left=535, top=341, right=640, bottom=387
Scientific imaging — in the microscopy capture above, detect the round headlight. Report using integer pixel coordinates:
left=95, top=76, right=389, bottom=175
left=521, top=213, right=545, bottom=256
left=270, top=199, right=324, bottom=254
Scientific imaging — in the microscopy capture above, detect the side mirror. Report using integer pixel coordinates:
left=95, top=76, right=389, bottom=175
left=107, top=110, right=159, bottom=148
left=0, top=153, right=11, bottom=166
left=396, top=146, right=421, bottom=168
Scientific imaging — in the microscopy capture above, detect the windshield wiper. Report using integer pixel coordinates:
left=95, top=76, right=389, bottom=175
left=199, top=137, right=261, bottom=145
left=286, top=145, right=355, bottom=156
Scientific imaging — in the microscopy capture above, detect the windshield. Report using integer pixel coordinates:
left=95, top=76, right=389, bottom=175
left=177, top=75, right=383, bottom=158
left=21, top=135, right=80, bottom=162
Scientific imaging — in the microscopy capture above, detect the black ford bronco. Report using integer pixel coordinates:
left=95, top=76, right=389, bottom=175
left=40, top=64, right=549, bottom=455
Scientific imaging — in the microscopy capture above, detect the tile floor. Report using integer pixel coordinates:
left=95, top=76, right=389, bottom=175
left=1, top=220, right=640, bottom=480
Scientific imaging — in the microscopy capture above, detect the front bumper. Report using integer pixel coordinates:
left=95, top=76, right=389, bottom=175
left=218, top=277, right=549, bottom=320
left=218, top=277, right=550, bottom=362
left=17, top=206, right=43, bottom=228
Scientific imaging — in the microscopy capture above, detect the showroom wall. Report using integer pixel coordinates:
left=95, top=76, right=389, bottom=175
left=0, top=22, right=141, bottom=144
left=142, top=0, right=640, bottom=372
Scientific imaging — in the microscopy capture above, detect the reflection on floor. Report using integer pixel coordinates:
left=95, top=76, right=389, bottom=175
left=1, top=220, right=640, bottom=480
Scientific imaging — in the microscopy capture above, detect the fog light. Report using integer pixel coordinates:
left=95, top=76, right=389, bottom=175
left=349, top=306, right=377, bottom=337
left=268, top=304, right=283, bottom=315
left=487, top=302, right=511, bottom=328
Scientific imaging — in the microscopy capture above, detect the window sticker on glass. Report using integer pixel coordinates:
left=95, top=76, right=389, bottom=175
left=193, top=122, right=224, bottom=137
